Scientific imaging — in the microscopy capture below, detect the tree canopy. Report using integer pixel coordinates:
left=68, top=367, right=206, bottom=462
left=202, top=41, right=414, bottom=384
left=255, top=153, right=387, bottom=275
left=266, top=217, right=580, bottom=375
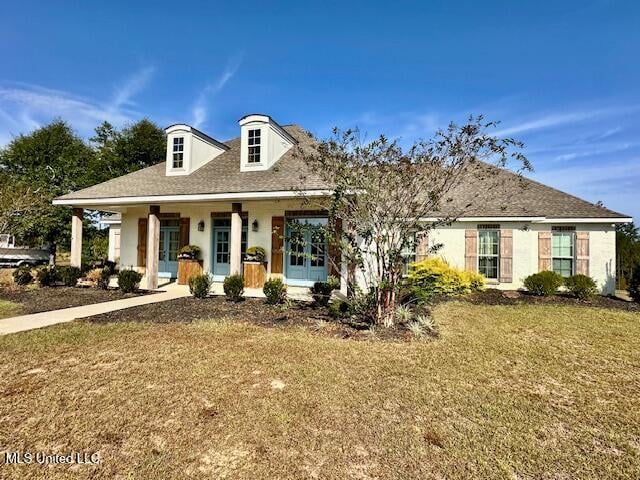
left=0, top=118, right=166, bottom=253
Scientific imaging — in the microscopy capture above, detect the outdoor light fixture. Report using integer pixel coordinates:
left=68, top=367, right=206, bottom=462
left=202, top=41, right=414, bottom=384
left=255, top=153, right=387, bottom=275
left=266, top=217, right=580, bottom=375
left=198, top=220, right=205, bottom=232
left=252, top=219, right=259, bottom=232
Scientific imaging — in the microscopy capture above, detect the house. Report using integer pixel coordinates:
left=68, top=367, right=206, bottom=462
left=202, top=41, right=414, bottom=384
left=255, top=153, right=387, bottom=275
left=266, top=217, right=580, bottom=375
left=53, top=114, right=631, bottom=295
left=99, top=213, right=121, bottom=263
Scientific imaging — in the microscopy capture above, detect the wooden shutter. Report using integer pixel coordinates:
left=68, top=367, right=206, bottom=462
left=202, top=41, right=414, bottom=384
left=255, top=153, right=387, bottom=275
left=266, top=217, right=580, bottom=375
left=576, top=231, right=589, bottom=275
left=328, top=218, right=342, bottom=277
left=465, top=230, right=477, bottom=272
left=137, top=218, right=148, bottom=267
left=538, top=231, right=552, bottom=271
left=271, top=216, right=285, bottom=274
left=499, top=229, right=513, bottom=283
left=415, top=232, right=429, bottom=262
left=179, top=217, right=190, bottom=249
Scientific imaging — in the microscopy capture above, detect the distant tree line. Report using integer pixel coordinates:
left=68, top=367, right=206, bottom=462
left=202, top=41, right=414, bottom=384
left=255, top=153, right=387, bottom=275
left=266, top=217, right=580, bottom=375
left=616, top=223, right=640, bottom=290
left=0, top=119, right=166, bottom=262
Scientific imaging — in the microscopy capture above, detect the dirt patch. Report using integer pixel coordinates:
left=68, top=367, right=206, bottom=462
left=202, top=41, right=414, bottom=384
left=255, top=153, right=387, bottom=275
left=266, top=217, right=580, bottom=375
left=84, top=296, right=419, bottom=342
left=434, top=288, right=640, bottom=311
left=0, top=286, right=152, bottom=315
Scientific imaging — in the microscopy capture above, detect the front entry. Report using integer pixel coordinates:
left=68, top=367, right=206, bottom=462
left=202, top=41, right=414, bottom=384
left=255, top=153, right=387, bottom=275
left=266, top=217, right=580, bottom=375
left=159, top=220, right=180, bottom=278
left=285, top=218, right=328, bottom=286
left=211, top=217, right=248, bottom=280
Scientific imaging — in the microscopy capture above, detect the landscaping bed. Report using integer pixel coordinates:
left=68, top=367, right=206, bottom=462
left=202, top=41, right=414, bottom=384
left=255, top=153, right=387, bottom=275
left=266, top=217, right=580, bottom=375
left=85, top=296, right=418, bottom=342
left=0, top=286, right=153, bottom=316
left=445, top=288, right=640, bottom=311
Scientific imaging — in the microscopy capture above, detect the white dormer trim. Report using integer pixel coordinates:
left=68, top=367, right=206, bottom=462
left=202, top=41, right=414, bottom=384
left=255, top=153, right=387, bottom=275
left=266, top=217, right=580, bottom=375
left=239, top=114, right=296, bottom=172
left=165, top=124, right=228, bottom=176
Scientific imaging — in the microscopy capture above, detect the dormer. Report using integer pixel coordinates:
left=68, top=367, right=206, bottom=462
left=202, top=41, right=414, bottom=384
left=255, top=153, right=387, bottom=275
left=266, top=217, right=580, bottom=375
left=165, top=124, right=229, bottom=176
left=238, top=114, right=296, bottom=172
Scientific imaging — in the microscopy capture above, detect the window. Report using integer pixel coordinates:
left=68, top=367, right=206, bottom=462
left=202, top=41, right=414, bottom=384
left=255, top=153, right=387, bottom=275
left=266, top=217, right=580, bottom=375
left=248, top=129, right=261, bottom=163
left=401, top=234, right=417, bottom=275
left=172, top=137, right=184, bottom=168
left=552, top=228, right=575, bottom=277
left=478, top=228, right=500, bottom=280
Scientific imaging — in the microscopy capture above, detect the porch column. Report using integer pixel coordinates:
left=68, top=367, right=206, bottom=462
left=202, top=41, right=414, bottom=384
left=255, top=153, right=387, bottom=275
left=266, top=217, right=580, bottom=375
left=70, top=208, right=83, bottom=268
left=230, top=202, right=242, bottom=275
left=146, top=205, right=160, bottom=290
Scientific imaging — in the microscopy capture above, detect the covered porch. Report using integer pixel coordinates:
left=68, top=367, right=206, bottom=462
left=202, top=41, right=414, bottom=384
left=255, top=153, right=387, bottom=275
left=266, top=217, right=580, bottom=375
left=69, top=198, right=345, bottom=295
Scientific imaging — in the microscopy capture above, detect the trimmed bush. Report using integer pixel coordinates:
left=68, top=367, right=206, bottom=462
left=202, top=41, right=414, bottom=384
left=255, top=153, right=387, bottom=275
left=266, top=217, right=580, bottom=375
left=328, top=299, right=352, bottom=320
left=12, top=266, right=33, bottom=286
left=223, top=274, right=244, bottom=302
left=310, top=281, right=337, bottom=306
left=97, top=267, right=111, bottom=290
left=263, top=278, right=287, bottom=305
left=629, top=264, right=640, bottom=303
left=36, top=266, right=58, bottom=287
left=564, top=274, right=598, bottom=300
left=58, top=266, right=82, bottom=287
left=118, top=269, right=143, bottom=293
left=406, top=257, right=485, bottom=297
left=523, top=271, right=564, bottom=296
left=188, top=273, right=213, bottom=299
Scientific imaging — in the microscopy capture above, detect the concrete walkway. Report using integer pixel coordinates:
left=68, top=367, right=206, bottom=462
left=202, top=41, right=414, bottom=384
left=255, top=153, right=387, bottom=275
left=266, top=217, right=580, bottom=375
left=0, top=283, right=190, bottom=336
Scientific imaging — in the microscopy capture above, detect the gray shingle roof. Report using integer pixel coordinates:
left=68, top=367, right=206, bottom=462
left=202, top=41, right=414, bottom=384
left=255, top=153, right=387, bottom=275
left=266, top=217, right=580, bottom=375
left=56, top=125, right=628, bottom=219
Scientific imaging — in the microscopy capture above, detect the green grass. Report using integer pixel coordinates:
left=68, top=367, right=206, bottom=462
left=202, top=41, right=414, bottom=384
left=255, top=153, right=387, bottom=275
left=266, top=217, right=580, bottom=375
left=0, top=303, right=639, bottom=479
left=0, top=299, right=22, bottom=319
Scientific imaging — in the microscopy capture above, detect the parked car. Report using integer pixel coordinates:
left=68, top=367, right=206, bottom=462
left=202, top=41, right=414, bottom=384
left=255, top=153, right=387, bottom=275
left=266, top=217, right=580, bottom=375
left=0, top=235, right=49, bottom=267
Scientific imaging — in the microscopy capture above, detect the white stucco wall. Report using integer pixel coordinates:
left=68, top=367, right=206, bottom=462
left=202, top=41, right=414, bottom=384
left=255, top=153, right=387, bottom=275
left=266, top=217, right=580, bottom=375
left=119, top=199, right=324, bottom=284
left=430, top=221, right=617, bottom=294
left=119, top=205, right=618, bottom=295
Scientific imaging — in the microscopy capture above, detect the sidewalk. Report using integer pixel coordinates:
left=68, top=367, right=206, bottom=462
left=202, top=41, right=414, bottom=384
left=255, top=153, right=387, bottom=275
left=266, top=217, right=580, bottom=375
left=0, top=283, right=190, bottom=336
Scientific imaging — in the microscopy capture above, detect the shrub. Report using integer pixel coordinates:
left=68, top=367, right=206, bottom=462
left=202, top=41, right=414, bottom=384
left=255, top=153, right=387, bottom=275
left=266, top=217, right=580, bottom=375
left=97, top=267, right=111, bottom=290
left=263, top=278, right=287, bottom=305
left=629, top=264, right=640, bottom=303
left=118, top=269, right=143, bottom=293
left=12, top=266, right=33, bottom=286
left=523, top=271, right=564, bottom=296
left=564, top=274, right=598, bottom=300
left=223, top=274, right=244, bottom=301
left=394, top=305, right=413, bottom=324
left=188, top=273, right=213, bottom=299
left=36, top=266, right=59, bottom=287
left=179, top=245, right=201, bottom=259
left=326, top=275, right=341, bottom=290
left=58, top=266, right=82, bottom=287
left=406, top=257, right=485, bottom=297
left=245, top=246, right=267, bottom=262
left=310, top=281, right=336, bottom=306
left=328, top=299, right=352, bottom=320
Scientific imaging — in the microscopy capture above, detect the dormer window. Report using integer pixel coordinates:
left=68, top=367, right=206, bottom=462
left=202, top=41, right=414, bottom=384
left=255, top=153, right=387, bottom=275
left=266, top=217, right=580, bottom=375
left=172, top=137, right=184, bottom=168
left=248, top=129, right=261, bottom=163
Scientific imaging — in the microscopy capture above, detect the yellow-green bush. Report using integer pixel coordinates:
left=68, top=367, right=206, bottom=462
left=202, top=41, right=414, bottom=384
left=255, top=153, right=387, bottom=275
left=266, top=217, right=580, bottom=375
left=406, top=257, right=485, bottom=296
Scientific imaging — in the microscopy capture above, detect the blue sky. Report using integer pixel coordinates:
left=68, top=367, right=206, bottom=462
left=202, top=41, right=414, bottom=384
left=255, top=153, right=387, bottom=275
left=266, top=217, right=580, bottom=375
left=1, top=0, right=638, bottom=221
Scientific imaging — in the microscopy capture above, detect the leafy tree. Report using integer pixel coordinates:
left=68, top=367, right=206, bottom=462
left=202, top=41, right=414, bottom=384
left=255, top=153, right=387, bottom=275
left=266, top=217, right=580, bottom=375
left=0, top=121, right=98, bottom=259
left=616, top=222, right=640, bottom=289
left=296, top=117, right=530, bottom=326
left=91, top=119, right=166, bottom=177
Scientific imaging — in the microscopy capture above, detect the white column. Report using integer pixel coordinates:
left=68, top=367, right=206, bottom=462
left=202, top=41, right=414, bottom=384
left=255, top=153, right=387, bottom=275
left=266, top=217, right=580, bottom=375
left=146, top=206, right=160, bottom=289
left=230, top=202, right=242, bottom=275
left=70, top=208, right=83, bottom=268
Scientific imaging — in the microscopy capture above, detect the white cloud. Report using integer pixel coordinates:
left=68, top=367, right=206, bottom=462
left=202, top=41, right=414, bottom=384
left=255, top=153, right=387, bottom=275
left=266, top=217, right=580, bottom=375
left=191, top=56, right=243, bottom=129
left=0, top=66, right=155, bottom=145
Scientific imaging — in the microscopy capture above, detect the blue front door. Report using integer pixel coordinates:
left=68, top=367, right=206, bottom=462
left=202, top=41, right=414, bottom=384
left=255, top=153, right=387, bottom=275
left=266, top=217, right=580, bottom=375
left=285, top=218, right=328, bottom=286
left=212, top=226, right=231, bottom=277
left=159, top=226, right=179, bottom=277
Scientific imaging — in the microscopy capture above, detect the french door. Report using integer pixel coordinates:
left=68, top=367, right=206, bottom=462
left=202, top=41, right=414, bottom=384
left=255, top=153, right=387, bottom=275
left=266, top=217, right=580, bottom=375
left=285, top=218, right=328, bottom=286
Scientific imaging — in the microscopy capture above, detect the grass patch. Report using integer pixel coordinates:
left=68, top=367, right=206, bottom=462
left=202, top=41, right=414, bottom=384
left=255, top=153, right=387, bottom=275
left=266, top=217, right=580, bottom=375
left=0, top=303, right=639, bottom=479
left=0, top=299, right=22, bottom=319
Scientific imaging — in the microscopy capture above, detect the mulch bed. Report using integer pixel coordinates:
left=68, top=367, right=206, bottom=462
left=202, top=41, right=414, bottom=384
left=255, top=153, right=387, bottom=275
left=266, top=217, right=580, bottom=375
left=85, top=296, right=418, bottom=342
left=436, top=288, right=640, bottom=311
left=0, top=286, right=153, bottom=315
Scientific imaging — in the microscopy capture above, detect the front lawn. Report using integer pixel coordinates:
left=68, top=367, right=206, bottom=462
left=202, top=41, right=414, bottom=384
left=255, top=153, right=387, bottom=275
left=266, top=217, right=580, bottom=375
left=0, top=302, right=639, bottom=479
left=0, top=299, right=22, bottom=319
